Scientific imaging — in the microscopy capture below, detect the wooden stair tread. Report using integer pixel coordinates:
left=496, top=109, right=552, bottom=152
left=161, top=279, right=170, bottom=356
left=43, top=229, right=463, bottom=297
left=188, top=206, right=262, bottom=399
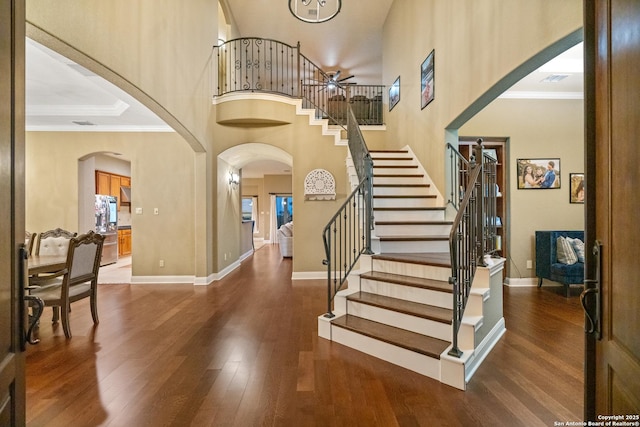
left=373, top=183, right=430, bottom=188
left=373, top=165, right=418, bottom=168
left=370, top=150, right=409, bottom=153
left=372, top=157, right=413, bottom=161
left=373, top=194, right=436, bottom=199
left=373, top=252, right=452, bottom=268
left=374, top=207, right=445, bottom=211
left=373, top=173, right=424, bottom=177
left=375, top=220, right=453, bottom=225
left=348, top=291, right=452, bottom=324
left=377, top=235, right=449, bottom=241
left=361, top=271, right=453, bottom=293
left=331, top=315, right=450, bottom=359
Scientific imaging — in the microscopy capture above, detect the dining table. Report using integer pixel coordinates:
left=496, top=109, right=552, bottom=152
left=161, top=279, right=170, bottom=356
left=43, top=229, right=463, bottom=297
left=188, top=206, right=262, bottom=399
left=28, top=254, right=67, bottom=275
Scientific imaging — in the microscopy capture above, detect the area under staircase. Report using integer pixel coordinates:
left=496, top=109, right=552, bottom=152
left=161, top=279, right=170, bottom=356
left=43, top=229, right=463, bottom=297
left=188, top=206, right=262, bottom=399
left=318, top=148, right=506, bottom=390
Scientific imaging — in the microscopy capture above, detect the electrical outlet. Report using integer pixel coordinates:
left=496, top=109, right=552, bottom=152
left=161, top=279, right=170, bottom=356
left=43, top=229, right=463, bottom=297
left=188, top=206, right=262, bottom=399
left=159, top=259, right=164, bottom=267
left=526, top=260, right=532, bottom=269
left=154, top=208, right=159, bottom=215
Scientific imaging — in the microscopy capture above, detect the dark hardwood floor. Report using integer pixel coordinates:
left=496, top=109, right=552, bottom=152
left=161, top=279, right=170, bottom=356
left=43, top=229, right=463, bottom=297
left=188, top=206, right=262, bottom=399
left=25, top=245, right=584, bottom=426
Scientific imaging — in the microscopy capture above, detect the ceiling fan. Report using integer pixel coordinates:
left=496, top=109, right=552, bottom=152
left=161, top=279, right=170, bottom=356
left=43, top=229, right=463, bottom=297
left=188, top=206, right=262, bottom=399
left=325, top=70, right=355, bottom=88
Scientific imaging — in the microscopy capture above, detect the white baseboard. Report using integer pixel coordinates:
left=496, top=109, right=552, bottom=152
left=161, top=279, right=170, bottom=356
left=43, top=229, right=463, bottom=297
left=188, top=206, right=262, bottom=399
left=194, top=260, right=241, bottom=285
left=291, top=271, right=326, bottom=280
left=504, top=277, right=538, bottom=287
left=239, top=249, right=254, bottom=262
left=131, top=275, right=196, bottom=285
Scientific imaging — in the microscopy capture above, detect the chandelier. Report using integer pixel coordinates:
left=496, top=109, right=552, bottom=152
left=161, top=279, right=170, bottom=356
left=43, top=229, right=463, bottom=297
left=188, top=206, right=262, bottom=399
left=289, top=0, right=342, bottom=23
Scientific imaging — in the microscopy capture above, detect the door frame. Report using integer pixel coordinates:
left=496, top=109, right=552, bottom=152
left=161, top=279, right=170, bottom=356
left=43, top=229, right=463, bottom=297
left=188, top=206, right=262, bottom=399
left=0, top=0, right=26, bottom=425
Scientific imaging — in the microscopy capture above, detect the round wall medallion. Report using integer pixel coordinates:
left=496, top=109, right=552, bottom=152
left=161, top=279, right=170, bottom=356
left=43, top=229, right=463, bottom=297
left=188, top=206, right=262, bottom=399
left=304, top=169, right=336, bottom=200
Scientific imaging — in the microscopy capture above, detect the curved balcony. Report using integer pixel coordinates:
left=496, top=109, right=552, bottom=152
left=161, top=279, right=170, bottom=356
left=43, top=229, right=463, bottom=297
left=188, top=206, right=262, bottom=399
left=213, top=37, right=385, bottom=126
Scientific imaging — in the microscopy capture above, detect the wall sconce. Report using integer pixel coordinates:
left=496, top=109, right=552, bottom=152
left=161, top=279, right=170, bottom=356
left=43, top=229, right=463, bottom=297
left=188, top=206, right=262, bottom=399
left=228, top=171, right=240, bottom=186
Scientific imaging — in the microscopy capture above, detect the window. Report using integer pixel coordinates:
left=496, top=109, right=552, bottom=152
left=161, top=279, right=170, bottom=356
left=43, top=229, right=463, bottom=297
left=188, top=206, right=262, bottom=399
left=276, top=196, right=293, bottom=228
left=242, top=196, right=259, bottom=232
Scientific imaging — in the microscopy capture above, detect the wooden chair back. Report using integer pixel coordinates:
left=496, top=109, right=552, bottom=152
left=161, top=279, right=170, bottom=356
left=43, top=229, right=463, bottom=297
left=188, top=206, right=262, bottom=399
left=26, top=231, right=37, bottom=256
left=35, top=228, right=77, bottom=256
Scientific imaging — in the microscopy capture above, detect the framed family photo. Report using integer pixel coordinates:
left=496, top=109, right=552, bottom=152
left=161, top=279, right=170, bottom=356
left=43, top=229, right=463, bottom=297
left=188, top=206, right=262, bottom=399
left=517, top=158, right=561, bottom=189
left=389, top=76, right=400, bottom=111
left=570, top=173, right=585, bottom=203
left=420, top=50, right=434, bottom=109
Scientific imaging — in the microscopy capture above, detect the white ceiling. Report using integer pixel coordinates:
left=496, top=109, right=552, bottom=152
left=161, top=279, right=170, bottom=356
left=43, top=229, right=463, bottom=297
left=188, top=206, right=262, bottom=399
left=25, top=1, right=583, bottom=176
left=26, top=39, right=171, bottom=132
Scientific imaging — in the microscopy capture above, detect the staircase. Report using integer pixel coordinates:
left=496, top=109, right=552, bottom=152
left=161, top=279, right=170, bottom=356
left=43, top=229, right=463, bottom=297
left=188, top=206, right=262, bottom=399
left=318, top=148, right=506, bottom=390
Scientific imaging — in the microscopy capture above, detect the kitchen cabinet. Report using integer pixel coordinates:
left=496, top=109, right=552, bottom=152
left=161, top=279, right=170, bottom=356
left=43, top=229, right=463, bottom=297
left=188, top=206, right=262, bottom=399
left=95, top=170, right=131, bottom=211
left=110, top=175, right=122, bottom=210
left=118, top=228, right=131, bottom=256
left=96, top=171, right=111, bottom=195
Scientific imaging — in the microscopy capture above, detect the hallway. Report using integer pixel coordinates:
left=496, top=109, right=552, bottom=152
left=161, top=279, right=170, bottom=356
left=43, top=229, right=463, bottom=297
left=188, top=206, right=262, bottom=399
left=25, top=245, right=584, bottom=426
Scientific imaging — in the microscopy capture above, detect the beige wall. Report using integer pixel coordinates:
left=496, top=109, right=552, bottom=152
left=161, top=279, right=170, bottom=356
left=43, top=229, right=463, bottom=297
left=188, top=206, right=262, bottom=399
left=26, top=0, right=217, bottom=151
left=26, top=131, right=196, bottom=277
left=216, top=157, right=240, bottom=271
left=382, top=0, right=583, bottom=193
left=211, top=97, right=349, bottom=273
left=460, top=98, right=585, bottom=280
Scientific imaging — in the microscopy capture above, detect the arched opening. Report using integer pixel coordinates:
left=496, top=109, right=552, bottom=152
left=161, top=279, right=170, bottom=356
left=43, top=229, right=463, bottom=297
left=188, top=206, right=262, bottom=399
left=218, top=143, right=293, bottom=256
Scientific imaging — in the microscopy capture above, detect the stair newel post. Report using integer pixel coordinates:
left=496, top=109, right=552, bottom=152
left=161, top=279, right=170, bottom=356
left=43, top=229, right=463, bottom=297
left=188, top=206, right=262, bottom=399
left=448, top=276, right=463, bottom=357
left=472, top=139, right=488, bottom=268
left=323, top=224, right=335, bottom=319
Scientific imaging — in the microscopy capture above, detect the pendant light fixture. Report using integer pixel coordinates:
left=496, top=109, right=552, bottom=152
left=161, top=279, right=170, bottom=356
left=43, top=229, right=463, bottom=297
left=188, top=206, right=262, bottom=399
left=289, top=0, right=342, bottom=23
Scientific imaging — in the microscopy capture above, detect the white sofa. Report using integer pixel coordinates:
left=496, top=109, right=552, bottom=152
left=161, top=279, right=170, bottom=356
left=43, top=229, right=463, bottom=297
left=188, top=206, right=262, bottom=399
left=277, top=222, right=293, bottom=257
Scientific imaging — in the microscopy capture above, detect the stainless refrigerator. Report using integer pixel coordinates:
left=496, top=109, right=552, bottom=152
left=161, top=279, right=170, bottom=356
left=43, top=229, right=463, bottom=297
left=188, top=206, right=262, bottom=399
left=95, top=195, right=118, bottom=265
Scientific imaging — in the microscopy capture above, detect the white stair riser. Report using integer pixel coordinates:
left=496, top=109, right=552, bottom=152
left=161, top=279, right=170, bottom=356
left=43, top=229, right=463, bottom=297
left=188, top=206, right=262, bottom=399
left=370, top=152, right=410, bottom=159
left=360, top=278, right=452, bottom=309
left=464, top=292, right=487, bottom=317
left=347, top=301, right=452, bottom=341
left=373, top=186, right=432, bottom=196
left=372, top=258, right=451, bottom=282
left=458, top=321, right=478, bottom=349
left=372, top=239, right=449, bottom=254
left=373, top=176, right=425, bottom=185
left=330, top=324, right=450, bottom=386
left=374, top=223, right=452, bottom=236
left=374, top=197, right=438, bottom=208
left=373, top=209, right=446, bottom=222
left=373, top=167, right=420, bottom=175
left=372, top=160, right=415, bottom=167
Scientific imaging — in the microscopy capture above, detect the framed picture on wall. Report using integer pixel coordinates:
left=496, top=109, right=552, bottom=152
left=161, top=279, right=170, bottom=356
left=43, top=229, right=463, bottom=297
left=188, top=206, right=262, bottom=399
left=570, top=173, right=584, bottom=203
left=389, top=76, right=400, bottom=111
left=517, top=158, right=561, bottom=189
left=420, top=50, right=434, bottom=109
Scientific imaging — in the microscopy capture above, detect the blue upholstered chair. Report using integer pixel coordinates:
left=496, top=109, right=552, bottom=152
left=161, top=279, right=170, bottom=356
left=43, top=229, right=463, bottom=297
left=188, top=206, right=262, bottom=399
left=535, top=230, right=585, bottom=297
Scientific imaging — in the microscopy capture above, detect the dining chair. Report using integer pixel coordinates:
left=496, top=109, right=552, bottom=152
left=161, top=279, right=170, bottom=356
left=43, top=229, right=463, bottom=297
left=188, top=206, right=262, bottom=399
left=35, top=228, right=77, bottom=256
left=29, top=231, right=106, bottom=338
left=25, top=231, right=37, bottom=256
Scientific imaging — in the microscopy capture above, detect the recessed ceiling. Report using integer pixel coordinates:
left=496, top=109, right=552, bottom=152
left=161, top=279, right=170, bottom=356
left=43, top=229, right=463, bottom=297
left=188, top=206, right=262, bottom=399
left=26, top=38, right=172, bottom=132
left=500, top=42, right=583, bottom=99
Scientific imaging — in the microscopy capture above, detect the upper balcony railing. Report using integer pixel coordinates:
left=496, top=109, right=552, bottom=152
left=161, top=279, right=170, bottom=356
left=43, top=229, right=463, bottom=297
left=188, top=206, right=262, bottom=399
left=213, top=38, right=385, bottom=126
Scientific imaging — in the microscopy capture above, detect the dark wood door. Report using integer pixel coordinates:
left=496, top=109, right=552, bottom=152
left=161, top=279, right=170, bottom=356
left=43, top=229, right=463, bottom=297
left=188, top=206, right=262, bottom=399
left=0, top=0, right=26, bottom=425
left=584, top=0, right=640, bottom=418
